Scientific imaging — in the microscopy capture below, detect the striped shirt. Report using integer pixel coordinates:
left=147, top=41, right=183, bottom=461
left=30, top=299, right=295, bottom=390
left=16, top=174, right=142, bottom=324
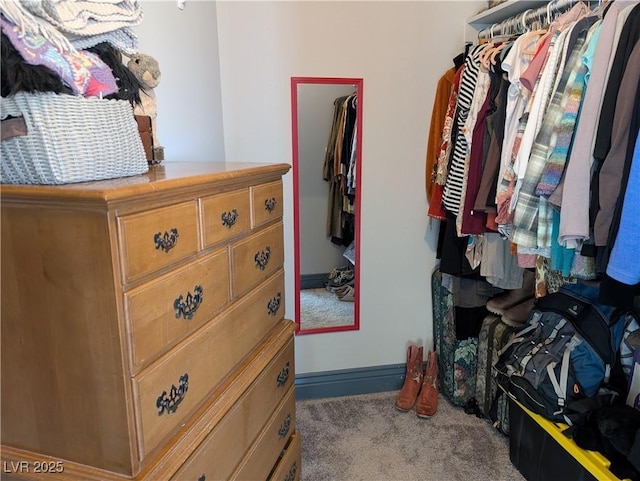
left=442, top=43, right=484, bottom=214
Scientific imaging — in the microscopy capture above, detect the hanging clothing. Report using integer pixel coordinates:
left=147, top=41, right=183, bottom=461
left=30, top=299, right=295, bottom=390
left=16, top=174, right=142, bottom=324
left=536, top=21, right=602, bottom=198
left=429, top=65, right=465, bottom=221
left=442, top=43, right=484, bottom=214
left=459, top=75, right=491, bottom=235
left=323, top=93, right=358, bottom=246
left=498, top=3, right=591, bottom=239
left=593, top=15, right=640, bottom=247
left=606, top=130, right=640, bottom=286
left=556, top=0, right=629, bottom=248
left=473, top=57, right=508, bottom=215
left=596, top=42, right=640, bottom=276
left=511, top=15, right=597, bottom=250
left=589, top=3, right=640, bottom=242
left=592, top=3, right=640, bottom=163
left=428, top=1, right=640, bottom=304
left=426, top=67, right=456, bottom=202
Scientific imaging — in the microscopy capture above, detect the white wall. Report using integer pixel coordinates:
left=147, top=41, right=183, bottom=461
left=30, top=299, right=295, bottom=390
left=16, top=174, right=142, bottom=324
left=134, top=1, right=225, bottom=161
left=216, top=1, right=485, bottom=375
left=298, top=83, right=356, bottom=276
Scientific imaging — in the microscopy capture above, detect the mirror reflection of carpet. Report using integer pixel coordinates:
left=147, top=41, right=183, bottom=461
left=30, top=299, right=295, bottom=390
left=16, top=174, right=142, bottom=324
left=300, top=288, right=354, bottom=330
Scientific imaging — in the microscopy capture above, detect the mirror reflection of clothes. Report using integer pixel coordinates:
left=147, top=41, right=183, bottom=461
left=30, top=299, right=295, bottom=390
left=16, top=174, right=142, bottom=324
left=324, top=93, right=357, bottom=246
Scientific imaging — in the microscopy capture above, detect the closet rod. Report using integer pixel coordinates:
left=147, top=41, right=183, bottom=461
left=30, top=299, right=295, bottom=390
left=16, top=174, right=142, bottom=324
left=477, top=0, right=585, bottom=39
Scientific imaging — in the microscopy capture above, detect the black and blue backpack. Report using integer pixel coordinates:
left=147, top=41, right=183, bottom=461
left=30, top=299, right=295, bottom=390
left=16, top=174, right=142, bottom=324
left=493, top=282, right=628, bottom=425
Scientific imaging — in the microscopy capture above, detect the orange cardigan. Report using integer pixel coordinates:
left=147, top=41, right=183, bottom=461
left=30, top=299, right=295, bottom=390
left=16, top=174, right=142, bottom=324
left=425, top=67, right=456, bottom=202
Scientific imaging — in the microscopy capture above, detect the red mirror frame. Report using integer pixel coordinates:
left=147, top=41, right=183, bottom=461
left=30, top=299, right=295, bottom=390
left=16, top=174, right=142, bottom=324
left=291, top=76, right=363, bottom=335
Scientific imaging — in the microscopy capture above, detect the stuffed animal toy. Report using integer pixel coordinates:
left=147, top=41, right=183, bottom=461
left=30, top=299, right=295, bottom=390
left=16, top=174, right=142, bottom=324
left=127, top=52, right=162, bottom=150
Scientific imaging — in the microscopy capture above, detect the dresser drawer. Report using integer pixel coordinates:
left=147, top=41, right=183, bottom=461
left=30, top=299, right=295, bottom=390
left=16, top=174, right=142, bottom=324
left=118, top=201, right=199, bottom=282
left=231, top=222, right=284, bottom=298
left=269, top=432, right=301, bottom=481
left=125, top=249, right=230, bottom=372
left=201, top=188, right=251, bottom=248
left=251, top=180, right=283, bottom=228
left=170, top=337, right=294, bottom=481
left=230, top=387, right=296, bottom=481
left=132, top=269, right=286, bottom=459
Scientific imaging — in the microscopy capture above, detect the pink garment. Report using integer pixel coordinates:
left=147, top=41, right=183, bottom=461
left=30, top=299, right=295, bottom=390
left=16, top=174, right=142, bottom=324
left=520, top=34, right=553, bottom=92
left=517, top=252, right=537, bottom=269
left=520, top=1, right=590, bottom=93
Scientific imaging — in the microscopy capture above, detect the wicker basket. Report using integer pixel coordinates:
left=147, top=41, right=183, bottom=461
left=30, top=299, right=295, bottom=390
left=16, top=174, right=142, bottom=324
left=1, top=92, right=149, bottom=185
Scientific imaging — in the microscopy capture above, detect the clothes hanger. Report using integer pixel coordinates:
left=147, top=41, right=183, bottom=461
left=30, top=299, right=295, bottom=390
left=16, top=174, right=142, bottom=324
left=489, top=41, right=510, bottom=66
left=482, top=15, right=517, bottom=67
left=481, top=43, right=498, bottom=68
left=478, top=23, right=493, bottom=44
left=522, top=9, right=533, bottom=31
left=516, top=7, right=549, bottom=55
left=479, top=39, right=497, bottom=67
left=480, top=20, right=512, bottom=68
left=477, top=24, right=499, bottom=62
left=490, top=16, right=524, bottom=66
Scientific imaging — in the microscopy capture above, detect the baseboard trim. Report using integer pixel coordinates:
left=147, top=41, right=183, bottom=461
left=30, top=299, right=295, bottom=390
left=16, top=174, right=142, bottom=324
left=300, top=273, right=327, bottom=290
left=294, top=364, right=406, bottom=400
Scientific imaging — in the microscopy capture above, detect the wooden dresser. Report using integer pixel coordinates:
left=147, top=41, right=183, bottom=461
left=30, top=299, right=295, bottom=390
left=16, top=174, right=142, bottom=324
left=1, top=162, right=300, bottom=481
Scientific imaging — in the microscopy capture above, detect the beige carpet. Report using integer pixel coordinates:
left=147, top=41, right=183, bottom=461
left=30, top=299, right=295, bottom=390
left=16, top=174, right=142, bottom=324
left=296, top=390, right=525, bottom=481
left=300, top=287, right=354, bottom=330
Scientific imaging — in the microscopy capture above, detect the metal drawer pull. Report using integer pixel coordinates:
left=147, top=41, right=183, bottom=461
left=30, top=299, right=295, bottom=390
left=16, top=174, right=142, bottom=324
left=156, top=373, right=189, bottom=415
left=277, top=362, right=290, bottom=387
left=278, top=413, right=291, bottom=439
left=174, top=285, right=203, bottom=320
left=254, top=246, right=271, bottom=270
left=154, top=228, right=179, bottom=252
left=264, top=197, right=277, bottom=213
left=197, top=476, right=206, bottom=481
left=221, top=209, right=238, bottom=228
left=267, top=292, right=282, bottom=316
left=285, top=462, right=297, bottom=481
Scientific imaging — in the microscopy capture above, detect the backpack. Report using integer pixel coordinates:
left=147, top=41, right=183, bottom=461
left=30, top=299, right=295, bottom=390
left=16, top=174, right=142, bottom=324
left=493, top=282, right=627, bottom=425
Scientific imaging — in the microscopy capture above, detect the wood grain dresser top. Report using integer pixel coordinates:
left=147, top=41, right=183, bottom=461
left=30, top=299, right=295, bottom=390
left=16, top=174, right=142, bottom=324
left=0, top=161, right=291, bottom=204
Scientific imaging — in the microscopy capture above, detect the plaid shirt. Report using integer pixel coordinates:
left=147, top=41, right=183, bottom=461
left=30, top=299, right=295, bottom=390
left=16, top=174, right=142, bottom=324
left=512, top=28, right=591, bottom=248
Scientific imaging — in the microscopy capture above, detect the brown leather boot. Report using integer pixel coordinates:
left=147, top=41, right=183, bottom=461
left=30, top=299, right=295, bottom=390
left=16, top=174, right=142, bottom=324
left=416, top=350, right=439, bottom=418
left=501, top=297, right=536, bottom=327
left=395, top=345, right=424, bottom=412
left=486, top=269, right=536, bottom=315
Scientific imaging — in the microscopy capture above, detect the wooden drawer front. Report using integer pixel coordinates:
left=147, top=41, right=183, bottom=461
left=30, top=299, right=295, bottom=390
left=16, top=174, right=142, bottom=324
left=170, top=338, right=295, bottom=481
left=242, top=269, right=285, bottom=325
left=133, top=269, right=286, bottom=459
left=269, top=432, right=301, bottom=481
left=125, top=249, right=230, bottom=371
left=119, top=201, right=199, bottom=282
left=201, top=188, right=251, bottom=248
left=251, top=180, right=283, bottom=228
left=231, top=222, right=283, bottom=298
left=230, top=387, right=296, bottom=481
